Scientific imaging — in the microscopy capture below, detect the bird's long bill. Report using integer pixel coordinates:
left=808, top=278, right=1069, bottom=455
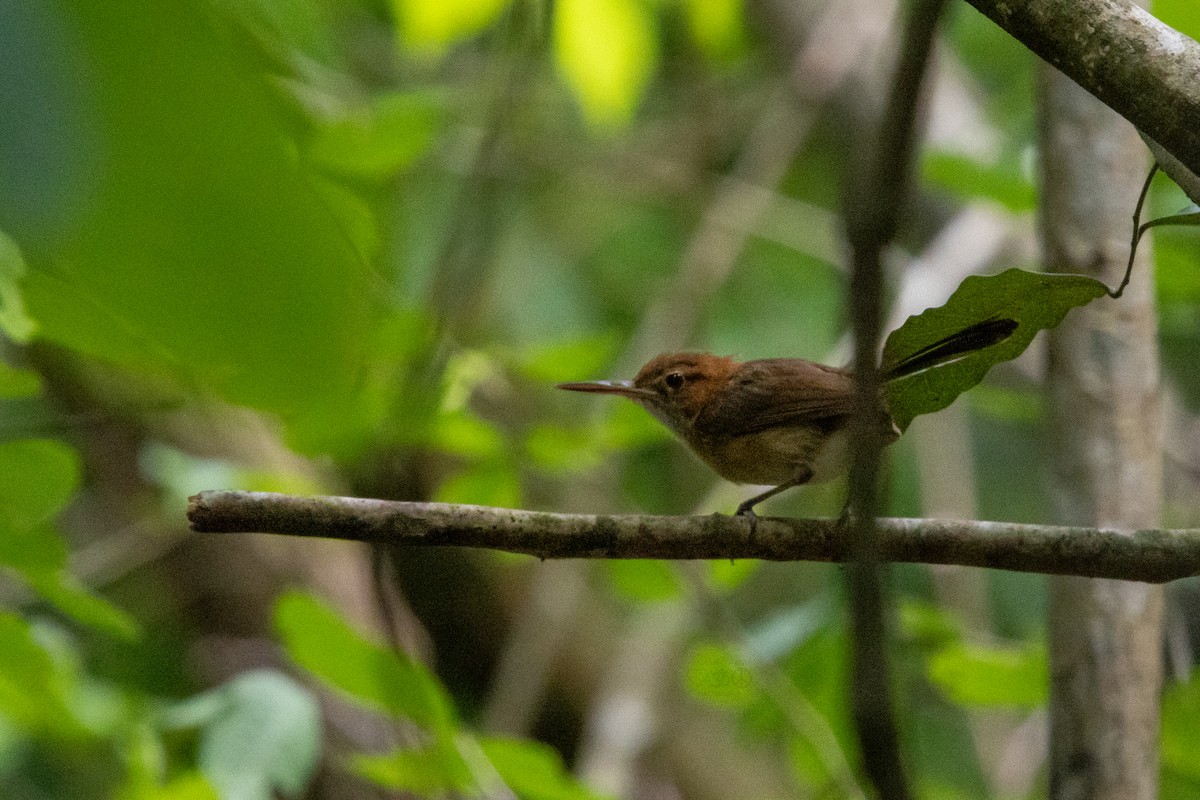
left=556, top=380, right=655, bottom=400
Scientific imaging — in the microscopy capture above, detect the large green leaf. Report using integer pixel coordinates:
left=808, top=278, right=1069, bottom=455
left=274, top=591, right=456, bottom=732
left=883, top=268, right=1107, bottom=431
left=3, top=0, right=380, bottom=452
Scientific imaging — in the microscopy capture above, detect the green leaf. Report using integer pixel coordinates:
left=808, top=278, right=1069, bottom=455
left=0, top=442, right=135, bottom=638
left=23, top=570, right=140, bottom=641
left=306, top=176, right=381, bottom=268
left=9, top=0, right=380, bottom=452
left=0, top=360, right=41, bottom=398
left=518, top=333, right=621, bottom=384
left=1163, top=669, right=1200, bottom=782
left=0, top=439, right=80, bottom=529
left=524, top=424, right=602, bottom=475
left=0, top=524, right=67, bottom=574
left=135, top=773, right=220, bottom=800
left=684, top=643, right=754, bottom=708
left=350, top=741, right=474, bottom=794
left=480, top=736, right=608, bottom=800
left=0, top=611, right=84, bottom=737
left=778, top=627, right=853, bottom=786
left=554, top=0, right=657, bottom=125
left=707, top=238, right=843, bottom=362
left=704, top=558, right=757, bottom=593
left=922, top=151, right=1037, bottom=212
left=0, top=231, right=36, bottom=342
left=357, top=736, right=608, bottom=800
left=604, top=560, right=681, bottom=603
left=927, top=641, right=1046, bottom=709
left=274, top=591, right=456, bottom=731
left=1140, top=205, right=1200, bottom=233
left=1155, top=0, right=1200, bottom=42
left=165, top=670, right=321, bottom=800
left=393, top=0, right=511, bottom=53
left=307, top=91, right=443, bottom=181
left=883, top=269, right=1107, bottom=431
left=433, top=411, right=505, bottom=459
left=679, top=0, right=745, bottom=59
left=434, top=461, right=522, bottom=508
left=896, top=600, right=960, bottom=646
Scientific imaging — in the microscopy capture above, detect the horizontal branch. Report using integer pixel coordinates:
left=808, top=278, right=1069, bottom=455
left=963, top=0, right=1200, bottom=178
left=187, top=490, right=1200, bottom=584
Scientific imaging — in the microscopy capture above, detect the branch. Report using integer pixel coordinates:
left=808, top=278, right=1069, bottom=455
left=187, top=491, right=1200, bottom=584
left=963, top=0, right=1200, bottom=177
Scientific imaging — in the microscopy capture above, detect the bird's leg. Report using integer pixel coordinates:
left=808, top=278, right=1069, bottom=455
left=735, top=468, right=813, bottom=518
left=735, top=483, right=795, bottom=517
left=835, top=496, right=855, bottom=529
left=735, top=468, right=814, bottom=546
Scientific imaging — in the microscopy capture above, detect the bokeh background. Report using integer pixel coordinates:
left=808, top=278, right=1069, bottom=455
left=3, top=0, right=1200, bottom=798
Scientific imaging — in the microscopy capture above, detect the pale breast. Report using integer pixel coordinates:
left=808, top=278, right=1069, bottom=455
left=689, top=423, right=846, bottom=486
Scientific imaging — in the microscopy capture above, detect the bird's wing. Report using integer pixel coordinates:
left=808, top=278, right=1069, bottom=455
left=691, top=358, right=856, bottom=439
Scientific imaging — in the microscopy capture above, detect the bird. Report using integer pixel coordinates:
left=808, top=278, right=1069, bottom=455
left=558, top=318, right=1017, bottom=516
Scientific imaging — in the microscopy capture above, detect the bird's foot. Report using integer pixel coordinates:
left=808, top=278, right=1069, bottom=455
left=735, top=502, right=759, bottom=546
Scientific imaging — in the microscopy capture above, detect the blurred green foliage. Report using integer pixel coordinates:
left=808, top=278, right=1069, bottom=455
left=276, top=590, right=457, bottom=732
left=279, top=591, right=604, bottom=799
left=161, top=670, right=320, bottom=800
left=0, top=0, right=1199, bottom=798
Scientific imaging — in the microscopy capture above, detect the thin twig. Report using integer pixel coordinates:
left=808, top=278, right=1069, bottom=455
left=188, top=491, right=1200, bottom=584
left=842, top=0, right=948, bottom=795
left=1109, top=162, right=1159, bottom=299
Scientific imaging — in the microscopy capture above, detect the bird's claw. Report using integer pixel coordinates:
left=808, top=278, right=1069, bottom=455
left=735, top=503, right=759, bottom=544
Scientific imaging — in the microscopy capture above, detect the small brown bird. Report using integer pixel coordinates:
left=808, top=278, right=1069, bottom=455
left=559, top=319, right=1016, bottom=516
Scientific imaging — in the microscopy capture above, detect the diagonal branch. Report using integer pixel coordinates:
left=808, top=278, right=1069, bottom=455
left=187, top=491, right=1200, bottom=584
left=963, top=0, right=1200, bottom=176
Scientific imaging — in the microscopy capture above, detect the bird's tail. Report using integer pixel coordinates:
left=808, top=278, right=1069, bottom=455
left=882, top=317, right=1019, bottom=381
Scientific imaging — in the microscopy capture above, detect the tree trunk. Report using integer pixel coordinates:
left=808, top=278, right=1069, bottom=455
left=1037, top=59, right=1164, bottom=800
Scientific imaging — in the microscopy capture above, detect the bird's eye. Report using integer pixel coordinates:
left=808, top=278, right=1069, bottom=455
left=664, top=372, right=685, bottom=391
